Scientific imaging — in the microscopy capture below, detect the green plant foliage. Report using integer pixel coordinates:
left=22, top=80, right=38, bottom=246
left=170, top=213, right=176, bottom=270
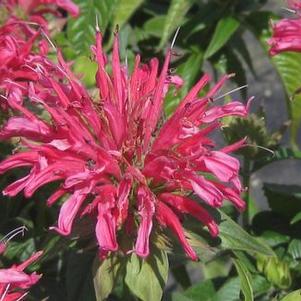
left=233, top=258, right=254, bottom=301
left=280, top=289, right=301, bottom=301
left=158, top=0, right=194, bottom=50
left=219, top=211, right=274, bottom=256
left=204, top=17, right=240, bottom=59
left=93, top=254, right=121, bottom=301
left=125, top=248, right=169, bottom=301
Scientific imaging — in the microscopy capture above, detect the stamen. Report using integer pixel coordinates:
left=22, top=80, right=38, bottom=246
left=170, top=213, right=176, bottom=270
left=171, top=27, right=181, bottom=49
left=245, top=144, right=275, bottom=156
left=281, top=7, right=297, bottom=14
left=95, top=14, right=100, bottom=32
left=0, top=226, right=28, bottom=244
left=214, top=84, right=248, bottom=101
left=40, top=28, right=57, bottom=51
left=0, top=284, right=10, bottom=301
left=16, top=291, right=29, bottom=301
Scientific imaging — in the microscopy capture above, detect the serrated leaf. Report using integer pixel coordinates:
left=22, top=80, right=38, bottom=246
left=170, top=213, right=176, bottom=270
left=233, top=259, right=254, bottom=301
left=93, top=254, right=121, bottom=301
left=281, top=289, right=301, bottom=301
left=219, top=211, right=274, bottom=256
left=125, top=249, right=169, bottom=301
left=204, top=17, right=240, bottom=59
left=158, top=0, right=194, bottom=49
left=112, top=0, right=144, bottom=29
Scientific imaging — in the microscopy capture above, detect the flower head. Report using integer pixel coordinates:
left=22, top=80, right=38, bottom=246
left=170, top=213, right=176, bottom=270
left=0, top=31, right=250, bottom=260
left=269, top=0, right=301, bottom=55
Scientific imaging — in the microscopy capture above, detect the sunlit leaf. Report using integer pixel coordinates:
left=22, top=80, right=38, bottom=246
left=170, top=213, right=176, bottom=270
left=204, top=17, right=240, bottom=59
left=125, top=248, right=169, bottom=301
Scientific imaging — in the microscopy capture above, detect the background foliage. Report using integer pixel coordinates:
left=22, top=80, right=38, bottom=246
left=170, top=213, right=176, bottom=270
left=1, top=0, right=301, bottom=300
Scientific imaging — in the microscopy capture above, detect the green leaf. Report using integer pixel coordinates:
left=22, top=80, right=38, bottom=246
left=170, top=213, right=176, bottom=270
left=112, top=0, right=144, bottom=29
left=204, top=17, right=240, bottom=59
left=172, top=280, right=215, bottom=301
left=219, top=211, right=274, bottom=256
left=73, top=56, right=98, bottom=87
left=263, top=183, right=301, bottom=218
left=143, top=16, right=166, bottom=38
left=93, top=254, right=121, bottom=301
left=158, top=0, right=194, bottom=49
left=66, top=252, right=96, bottom=301
left=288, top=239, right=301, bottom=260
left=281, top=289, right=301, bottom=301
left=125, top=248, right=169, bottom=301
left=67, top=0, right=118, bottom=56
left=213, top=277, right=240, bottom=301
left=291, top=212, right=301, bottom=225
left=233, top=259, right=254, bottom=301
left=251, top=275, right=271, bottom=297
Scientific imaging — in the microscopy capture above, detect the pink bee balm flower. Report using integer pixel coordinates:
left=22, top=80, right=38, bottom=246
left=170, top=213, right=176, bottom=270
left=269, top=1, right=301, bottom=55
left=0, top=228, right=42, bottom=301
left=0, top=31, right=250, bottom=260
left=3, top=0, right=79, bottom=18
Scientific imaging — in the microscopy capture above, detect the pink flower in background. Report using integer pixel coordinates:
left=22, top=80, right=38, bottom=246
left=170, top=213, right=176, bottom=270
left=3, top=0, right=79, bottom=19
left=269, top=0, right=301, bottom=55
left=0, top=228, right=42, bottom=301
left=0, top=30, right=250, bottom=260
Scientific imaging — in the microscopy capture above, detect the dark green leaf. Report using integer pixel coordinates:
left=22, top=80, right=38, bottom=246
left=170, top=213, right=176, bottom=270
left=204, top=17, right=240, bottom=59
left=263, top=183, right=301, bottom=218
left=219, top=211, right=274, bottom=256
left=233, top=259, right=254, bottom=301
left=172, top=280, right=215, bottom=301
left=143, top=16, right=166, bottom=38
left=213, top=277, right=240, bottom=301
left=125, top=248, right=169, bottom=301
left=291, top=212, right=301, bottom=225
left=251, top=275, right=271, bottom=297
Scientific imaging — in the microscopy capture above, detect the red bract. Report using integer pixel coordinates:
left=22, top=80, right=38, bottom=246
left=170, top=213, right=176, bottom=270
left=0, top=31, right=250, bottom=260
left=269, top=1, right=301, bottom=55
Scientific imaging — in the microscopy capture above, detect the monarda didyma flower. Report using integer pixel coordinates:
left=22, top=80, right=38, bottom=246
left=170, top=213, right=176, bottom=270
left=0, top=29, right=250, bottom=260
left=269, top=0, right=301, bottom=55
